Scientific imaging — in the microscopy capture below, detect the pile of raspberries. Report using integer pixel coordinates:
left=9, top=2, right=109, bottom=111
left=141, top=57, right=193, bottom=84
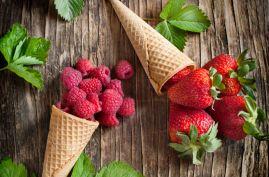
left=56, top=58, right=135, bottom=127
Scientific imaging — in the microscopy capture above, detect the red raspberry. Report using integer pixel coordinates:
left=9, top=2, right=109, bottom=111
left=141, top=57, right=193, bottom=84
left=55, top=101, right=70, bottom=113
left=117, top=97, right=135, bottom=117
left=63, top=87, right=87, bottom=107
left=90, top=65, right=111, bottom=86
left=99, top=89, right=123, bottom=114
left=79, top=78, right=102, bottom=94
left=106, top=79, right=124, bottom=96
left=96, top=112, right=119, bottom=127
left=86, top=93, right=102, bottom=112
left=115, top=60, right=134, bottom=80
left=73, top=99, right=96, bottom=120
left=75, top=58, right=94, bottom=77
left=61, top=67, right=82, bottom=90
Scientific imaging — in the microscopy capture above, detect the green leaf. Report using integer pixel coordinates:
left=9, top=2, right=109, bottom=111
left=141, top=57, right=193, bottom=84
left=12, top=56, right=44, bottom=65
left=257, top=108, right=266, bottom=122
left=237, top=64, right=250, bottom=77
left=0, top=158, right=27, bottom=177
left=229, top=70, right=238, bottom=78
left=237, top=49, right=248, bottom=65
left=169, top=143, right=189, bottom=152
left=71, top=153, right=95, bottom=177
left=242, top=85, right=256, bottom=100
left=156, top=21, right=186, bottom=50
left=189, top=125, right=198, bottom=143
left=7, top=64, right=43, bottom=89
left=169, top=5, right=210, bottom=32
left=0, top=23, right=27, bottom=63
left=54, top=0, right=85, bottom=21
left=13, top=38, right=27, bottom=61
left=160, top=0, right=186, bottom=20
left=241, top=59, right=256, bottom=72
left=24, top=38, right=50, bottom=62
left=95, top=161, right=144, bottom=177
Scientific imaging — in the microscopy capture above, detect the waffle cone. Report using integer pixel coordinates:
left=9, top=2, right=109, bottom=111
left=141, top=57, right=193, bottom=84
left=42, top=106, right=99, bottom=177
left=109, top=0, right=195, bottom=94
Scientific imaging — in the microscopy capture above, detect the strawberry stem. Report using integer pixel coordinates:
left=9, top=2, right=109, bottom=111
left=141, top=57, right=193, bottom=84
left=169, top=124, right=222, bottom=165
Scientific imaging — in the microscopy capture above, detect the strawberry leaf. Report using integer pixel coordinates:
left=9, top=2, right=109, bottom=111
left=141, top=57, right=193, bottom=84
left=171, top=123, right=221, bottom=165
left=54, top=0, right=84, bottom=22
left=156, top=21, right=186, bottom=51
left=160, top=0, right=186, bottom=20
left=0, top=23, right=27, bottom=63
left=169, top=5, right=211, bottom=32
left=0, top=23, right=50, bottom=89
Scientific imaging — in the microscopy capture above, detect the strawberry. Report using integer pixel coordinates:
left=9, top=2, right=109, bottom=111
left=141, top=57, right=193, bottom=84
left=169, top=102, right=221, bottom=165
left=221, top=78, right=241, bottom=96
left=208, top=95, right=268, bottom=141
left=203, top=54, right=238, bottom=77
left=203, top=50, right=256, bottom=97
left=162, top=66, right=193, bottom=91
left=168, top=68, right=224, bottom=109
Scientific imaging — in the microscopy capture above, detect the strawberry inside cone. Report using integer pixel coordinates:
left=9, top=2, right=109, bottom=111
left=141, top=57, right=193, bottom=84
left=168, top=67, right=225, bottom=109
left=169, top=102, right=221, bottom=165
left=57, top=58, right=136, bottom=127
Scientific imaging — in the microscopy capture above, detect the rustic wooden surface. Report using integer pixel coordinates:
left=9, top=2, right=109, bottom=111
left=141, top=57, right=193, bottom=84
left=0, top=0, right=268, bottom=176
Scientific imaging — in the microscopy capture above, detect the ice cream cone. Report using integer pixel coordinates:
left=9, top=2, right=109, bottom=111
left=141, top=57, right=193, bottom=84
left=42, top=106, right=99, bottom=177
left=109, top=0, right=195, bottom=94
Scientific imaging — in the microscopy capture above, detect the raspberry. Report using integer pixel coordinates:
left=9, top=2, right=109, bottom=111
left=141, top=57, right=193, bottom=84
left=75, top=58, right=94, bottom=77
left=86, top=93, right=102, bottom=112
left=73, top=99, right=96, bottom=120
left=55, top=101, right=70, bottom=113
left=99, top=89, right=123, bottom=113
left=63, top=87, right=87, bottom=107
left=96, top=112, right=119, bottom=127
left=61, top=67, right=82, bottom=90
left=106, top=79, right=124, bottom=96
left=79, top=78, right=102, bottom=94
left=115, top=60, right=134, bottom=80
left=90, top=65, right=111, bottom=86
left=117, top=97, right=135, bottom=117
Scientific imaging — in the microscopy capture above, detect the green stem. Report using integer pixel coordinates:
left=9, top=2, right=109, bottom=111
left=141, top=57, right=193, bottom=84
left=0, top=66, right=7, bottom=71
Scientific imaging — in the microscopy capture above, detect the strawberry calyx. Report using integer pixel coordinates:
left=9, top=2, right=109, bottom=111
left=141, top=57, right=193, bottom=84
left=229, top=49, right=256, bottom=99
left=209, top=67, right=225, bottom=100
left=169, top=123, right=222, bottom=165
left=239, top=95, right=269, bottom=141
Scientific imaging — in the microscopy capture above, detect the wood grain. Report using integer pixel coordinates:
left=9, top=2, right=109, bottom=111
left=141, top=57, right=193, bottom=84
left=0, top=0, right=268, bottom=176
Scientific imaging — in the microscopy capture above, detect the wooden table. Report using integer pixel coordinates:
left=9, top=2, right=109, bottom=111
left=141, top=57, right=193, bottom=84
left=0, top=0, right=268, bottom=176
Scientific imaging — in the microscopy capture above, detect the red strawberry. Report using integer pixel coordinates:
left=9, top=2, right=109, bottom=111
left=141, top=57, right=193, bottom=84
left=168, top=68, right=224, bottom=109
left=203, top=54, right=238, bottom=77
left=169, top=102, right=221, bottom=165
left=203, top=50, right=256, bottom=97
left=208, top=95, right=268, bottom=141
left=221, top=78, right=241, bottom=96
left=162, top=66, right=193, bottom=91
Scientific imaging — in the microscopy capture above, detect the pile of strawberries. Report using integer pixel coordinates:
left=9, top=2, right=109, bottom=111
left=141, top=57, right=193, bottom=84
left=56, top=58, right=135, bottom=127
left=166, top=50, right=268, bottom=165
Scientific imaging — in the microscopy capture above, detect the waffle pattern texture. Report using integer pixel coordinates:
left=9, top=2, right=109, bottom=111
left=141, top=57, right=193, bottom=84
left=109, top=0, right=195, bottom=94
left=42, top=106, right=99, bottom=177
